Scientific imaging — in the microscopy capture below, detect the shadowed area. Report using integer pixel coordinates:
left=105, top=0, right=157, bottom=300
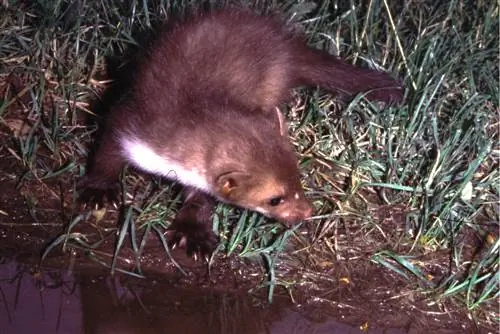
left=0, top=258, right=411, bottom=334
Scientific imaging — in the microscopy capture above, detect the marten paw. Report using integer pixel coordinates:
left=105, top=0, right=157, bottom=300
left=169, top=209, right=218, bottom=259
left=77, top=177, right=119, bottom=209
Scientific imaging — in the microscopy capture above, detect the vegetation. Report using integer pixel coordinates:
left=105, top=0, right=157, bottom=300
left=1, top=0, right=498, bottom=329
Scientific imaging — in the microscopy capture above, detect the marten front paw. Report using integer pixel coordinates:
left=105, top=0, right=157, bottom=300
left=169, top=205, right=218, bottom=259
left=77, top=177, right=119, bottom=209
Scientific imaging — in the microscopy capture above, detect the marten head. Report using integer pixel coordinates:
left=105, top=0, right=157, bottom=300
left=208, top=108, right=312, bottom=225
left=214, top=168, right=312, bottom=225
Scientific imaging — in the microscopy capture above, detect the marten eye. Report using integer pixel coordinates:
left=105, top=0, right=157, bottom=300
left=268, top=196, right=284, bottom=206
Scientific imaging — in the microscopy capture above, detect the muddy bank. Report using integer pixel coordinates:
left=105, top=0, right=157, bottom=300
left=0, top=177, right=491, bottom=333
left=0, top=135, right=491, bottom=334
left=0, top=257, right=414, bottom=334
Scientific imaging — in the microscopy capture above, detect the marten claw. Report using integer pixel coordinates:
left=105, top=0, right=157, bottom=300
left=168, top=189, right=218, bottom=259
left=77, top=177, right=119, bottom=209
left=169, top=215, right=218, bottom=259
left=78, top=188, right=119, bottom=210
left=169, top=226, right=218, bottom=259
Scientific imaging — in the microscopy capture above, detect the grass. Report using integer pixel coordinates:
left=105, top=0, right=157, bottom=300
left=1, top=0, right=498, bottom=329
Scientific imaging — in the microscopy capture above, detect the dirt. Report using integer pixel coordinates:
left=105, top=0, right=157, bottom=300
left=0, top=130, right=495, bottom=334
left=0, top=248, right=491, bottom=334
left=1, top=257, right=399, bottom=334
left=2, top=251, right=484, bottom=334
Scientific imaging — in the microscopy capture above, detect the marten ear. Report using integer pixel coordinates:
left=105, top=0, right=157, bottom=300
left=215, top=171, right=251, bottom=199
left=269, top=107, right=287, bottom=137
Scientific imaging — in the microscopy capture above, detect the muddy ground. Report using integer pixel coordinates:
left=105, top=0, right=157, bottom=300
left=0, top=149, right=494, bottom=334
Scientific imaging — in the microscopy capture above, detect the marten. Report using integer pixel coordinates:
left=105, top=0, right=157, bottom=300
left=80, top=8, right=404, bottom=256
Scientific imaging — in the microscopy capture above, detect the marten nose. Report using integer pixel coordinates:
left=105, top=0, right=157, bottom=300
left=280, top=204, right=313, bottom=226
left=296, top=200, right=313, bottom=219
left=303, top=205, right=312, bottom=218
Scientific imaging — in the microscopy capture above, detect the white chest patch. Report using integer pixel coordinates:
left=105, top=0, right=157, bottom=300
left=121, top=138, right=211, bottom=192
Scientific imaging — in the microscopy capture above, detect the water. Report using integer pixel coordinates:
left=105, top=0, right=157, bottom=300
left=0, top=258, right=407, bottom=334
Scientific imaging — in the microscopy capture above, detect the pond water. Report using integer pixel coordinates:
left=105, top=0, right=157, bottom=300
left=0, top=257, right=409, bottom=334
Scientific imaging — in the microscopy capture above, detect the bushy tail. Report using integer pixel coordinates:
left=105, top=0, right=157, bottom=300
left=291, top=47, right=404, bottom=104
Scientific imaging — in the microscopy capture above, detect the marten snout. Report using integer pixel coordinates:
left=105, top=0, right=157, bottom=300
left=269, top=198, right=313, bottom=227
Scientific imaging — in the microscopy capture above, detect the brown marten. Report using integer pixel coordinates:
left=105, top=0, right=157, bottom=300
left=80, top=8, right=404, bottom=256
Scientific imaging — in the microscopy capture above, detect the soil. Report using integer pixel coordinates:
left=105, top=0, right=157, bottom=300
left=0, top=121, right=495, bottom=334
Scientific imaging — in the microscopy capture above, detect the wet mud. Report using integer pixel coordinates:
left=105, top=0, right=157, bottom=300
left=0, top=135, right=493, bottom=334
left=0, top=229, right=491, bottom=334
left=0, top=257, right=411, bottom=334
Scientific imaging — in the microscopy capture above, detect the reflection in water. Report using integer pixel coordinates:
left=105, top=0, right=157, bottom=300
left=0, top=259, right=405, bottom=334
left=0, top=260, right=82, bottom=333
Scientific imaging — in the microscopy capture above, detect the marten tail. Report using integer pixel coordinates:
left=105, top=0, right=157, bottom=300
left=290, top=46, right=404, bottom=104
